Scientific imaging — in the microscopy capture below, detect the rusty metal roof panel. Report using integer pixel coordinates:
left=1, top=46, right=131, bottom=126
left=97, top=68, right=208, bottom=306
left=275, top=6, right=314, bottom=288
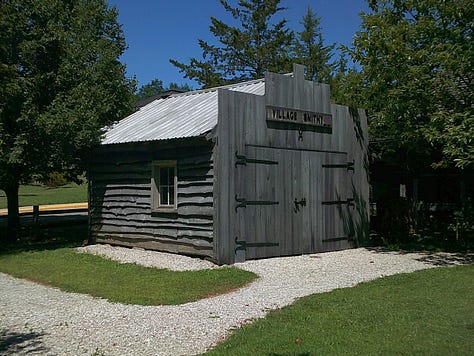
left=101, top=79, right=265, bottom=145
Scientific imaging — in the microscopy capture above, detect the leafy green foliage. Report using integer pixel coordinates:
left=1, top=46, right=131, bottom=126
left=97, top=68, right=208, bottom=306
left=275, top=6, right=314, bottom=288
left=207, top=265, right=474, bottom=354
left=0, top=0, right=135, bottom=238
left=135, top=79, right=192, bottom=101
left=0, top=248, right=257, bottom=305
left=449, top=200, right=474, bottom=241
left=43, top=172, right=68, bottom=187
left=350, top=0, right=473, bottom=170
left=170, top=0, right=294, bottom=88
left=330, top=55, right=365, bottom=108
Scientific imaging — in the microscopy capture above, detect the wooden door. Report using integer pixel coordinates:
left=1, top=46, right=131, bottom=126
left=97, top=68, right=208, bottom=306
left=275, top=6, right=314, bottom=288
left=235, top=146, right=352, bottom=260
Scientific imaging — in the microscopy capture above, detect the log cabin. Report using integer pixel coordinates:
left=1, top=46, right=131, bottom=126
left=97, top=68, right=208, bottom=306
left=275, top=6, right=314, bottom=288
left=89, top=64, right=369, bottom=264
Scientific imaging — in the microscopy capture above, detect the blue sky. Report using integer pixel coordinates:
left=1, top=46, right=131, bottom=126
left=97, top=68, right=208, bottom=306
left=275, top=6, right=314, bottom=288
left=108, top=0, right=371, bottom=89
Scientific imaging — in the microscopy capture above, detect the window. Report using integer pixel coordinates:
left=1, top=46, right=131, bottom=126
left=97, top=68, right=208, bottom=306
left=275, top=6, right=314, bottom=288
left=152, top=161, right=177, bottom=212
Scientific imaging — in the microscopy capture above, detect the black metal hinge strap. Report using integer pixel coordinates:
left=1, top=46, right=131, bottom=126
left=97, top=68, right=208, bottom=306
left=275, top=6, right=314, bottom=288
left=322, top=236, right=354, bottom=243
left=322, top=160, right=355, bottom=171
left=235, top=237, right=280, bottom=252
left=322, top=198, right=354, bottom=207
left=235, top=151, right=279, bottom=167
left=235, top=195, right=279, bottom=212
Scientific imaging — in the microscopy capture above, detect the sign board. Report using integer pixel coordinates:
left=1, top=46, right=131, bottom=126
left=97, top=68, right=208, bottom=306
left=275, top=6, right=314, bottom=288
left=266, top=106, right=332, bottom=129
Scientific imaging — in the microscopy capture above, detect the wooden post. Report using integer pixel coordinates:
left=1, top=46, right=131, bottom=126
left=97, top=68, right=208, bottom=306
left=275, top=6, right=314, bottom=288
left=32, top=205, right=40, bottom=239
left=412, top=178, right=418, bottom=232
left=32, top=205, right=39, bottom=225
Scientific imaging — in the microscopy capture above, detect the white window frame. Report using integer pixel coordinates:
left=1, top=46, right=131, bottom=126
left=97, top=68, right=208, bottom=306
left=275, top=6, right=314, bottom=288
left=151, top=160, right=177, bottom=212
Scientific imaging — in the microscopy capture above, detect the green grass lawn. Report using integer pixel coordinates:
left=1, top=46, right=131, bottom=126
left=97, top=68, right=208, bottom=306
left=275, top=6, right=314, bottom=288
left=207, top=265, right=474, bottom=355
left=0, top=247, right=257, bottom=305
left=0, top=183, right=87, bottom=209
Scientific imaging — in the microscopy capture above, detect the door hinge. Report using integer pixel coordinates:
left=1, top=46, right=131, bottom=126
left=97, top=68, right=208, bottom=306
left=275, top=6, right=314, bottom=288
left=235, top=195, right=279, bottom=212
left=235, top=151, right=279, bottom=167
left=322, top=198, right=354, bottom=207
left=235, top=237, right=279, bottom=252
left=322, top=160, right=355, bottom=171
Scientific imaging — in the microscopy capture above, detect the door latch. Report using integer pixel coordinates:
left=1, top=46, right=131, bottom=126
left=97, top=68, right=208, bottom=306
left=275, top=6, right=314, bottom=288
left=294, top=198, right=307, bottom=212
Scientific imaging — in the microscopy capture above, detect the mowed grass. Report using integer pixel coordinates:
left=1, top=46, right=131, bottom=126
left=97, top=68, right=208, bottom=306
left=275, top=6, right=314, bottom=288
left=0, top=248, right=257, bottom=305
left=0, top=183, right=87, bottom=209
left=207, top=265, right=474, bottom=355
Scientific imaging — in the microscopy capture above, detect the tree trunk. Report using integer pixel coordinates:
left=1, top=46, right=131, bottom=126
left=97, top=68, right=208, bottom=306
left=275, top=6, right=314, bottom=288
left=5, top=182, right=20, bottom=242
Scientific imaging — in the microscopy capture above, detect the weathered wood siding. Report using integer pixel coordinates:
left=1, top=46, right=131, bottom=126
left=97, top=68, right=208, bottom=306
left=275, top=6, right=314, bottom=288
left=215, top=64, right=369, bottom=264
left=89, top=139, right=215, bottom=259
left=89, top=64, right=368, bottom=264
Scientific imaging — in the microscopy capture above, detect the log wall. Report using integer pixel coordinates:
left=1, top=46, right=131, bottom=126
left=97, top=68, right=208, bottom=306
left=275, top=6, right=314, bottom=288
left=89, top=139, right=215, bottom=259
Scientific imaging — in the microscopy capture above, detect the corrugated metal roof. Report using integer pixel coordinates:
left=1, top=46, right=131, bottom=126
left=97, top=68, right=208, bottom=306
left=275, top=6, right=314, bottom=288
left=101, top=78, right=265, bottom=145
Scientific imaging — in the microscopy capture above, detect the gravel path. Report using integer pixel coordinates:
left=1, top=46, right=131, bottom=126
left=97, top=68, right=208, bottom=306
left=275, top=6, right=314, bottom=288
left=0, top=245, right=470, bottom=355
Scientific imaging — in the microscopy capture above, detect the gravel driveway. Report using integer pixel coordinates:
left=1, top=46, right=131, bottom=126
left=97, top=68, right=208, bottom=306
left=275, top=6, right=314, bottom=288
left=0, top=245, right=470, bottom=355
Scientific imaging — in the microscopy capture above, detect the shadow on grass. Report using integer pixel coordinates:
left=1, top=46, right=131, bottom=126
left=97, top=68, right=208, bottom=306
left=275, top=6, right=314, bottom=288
left=0, top=220, right=87, bottom=255
left=367, top=246, right=474, bottom=266
left=0, top=329, right=49, bottom=355
left=415, top=252, right=474, bottom=266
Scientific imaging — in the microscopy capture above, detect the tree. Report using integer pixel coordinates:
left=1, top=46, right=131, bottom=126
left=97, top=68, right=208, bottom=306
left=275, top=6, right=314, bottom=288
left=350, top=0, right=473, bottom=170
left=170, top=0, right=294, bottom=88
left=135, top=79, right=192, bottom=101
left=0, top=0, right=135, bottom=240
left=330, top=54, right=365, bottom=108
left=168, top=82, right=193, bottom=92
left=135, top=79, right=165, bottom=101
left=293, top=6, right=335, bottom=83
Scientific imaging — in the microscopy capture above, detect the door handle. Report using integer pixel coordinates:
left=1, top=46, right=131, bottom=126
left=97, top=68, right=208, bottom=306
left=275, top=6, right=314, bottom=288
left=294, top=198, right=307, bottom=212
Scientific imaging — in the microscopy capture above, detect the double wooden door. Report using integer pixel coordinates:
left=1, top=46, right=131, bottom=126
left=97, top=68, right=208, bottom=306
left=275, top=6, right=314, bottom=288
left=235, top=145, right=353, bottom=260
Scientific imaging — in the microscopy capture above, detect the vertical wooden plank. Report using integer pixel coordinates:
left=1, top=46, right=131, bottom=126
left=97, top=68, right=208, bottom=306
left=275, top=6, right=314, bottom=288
left=322, top=153, right=332, bottom=252
left=313, top=153, right=323, bottom=252
left=321, top=83, right=331, bottom=113
left=291, top=150, right=302, bottom=254
left=264, top=148, right=277, bottom=257
left=247, top=146, right=259, bottom=260
left=300, top=151, right=311, bottom=253
left=292, top=63, right=304, bottom=110
left=277, top=149, right=288, bottom=257
left=304, top=80, right=315, bottom=148
left=273, top=148, right=285, bottom=255
left=234, top=93, right=245, bottom=262
left=215, top=89, right=235, bottom=264
left=245, top=98, right=256, bottom=146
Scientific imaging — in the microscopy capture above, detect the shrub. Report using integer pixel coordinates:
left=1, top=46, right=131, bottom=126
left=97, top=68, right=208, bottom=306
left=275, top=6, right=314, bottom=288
left=44, top=173, right=68, bottom=187
left=448, top=200, right=474, bottom=242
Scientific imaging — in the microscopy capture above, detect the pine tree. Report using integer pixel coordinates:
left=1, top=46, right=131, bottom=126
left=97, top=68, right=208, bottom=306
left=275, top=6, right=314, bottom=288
left=293, top=6, right=335, bottom=83
left=135, top=79, right=192, bottom=101
left=170, top=0, right=294, bottom=88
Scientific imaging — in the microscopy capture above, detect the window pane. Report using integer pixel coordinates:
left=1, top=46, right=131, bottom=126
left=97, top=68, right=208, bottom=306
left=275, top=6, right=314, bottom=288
left=160, top=168, right=168, bottom=186
left=160, top=186, right=168, bottom=205
left=167, top=167, right=174, bottom=185
left=169, top=186, right=175, bottom=205
left=154, top=163, right=176, bottom=209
